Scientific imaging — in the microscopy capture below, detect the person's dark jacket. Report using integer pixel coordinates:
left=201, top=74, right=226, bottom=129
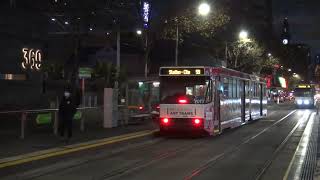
left=59, top=97, right=77, bottom=120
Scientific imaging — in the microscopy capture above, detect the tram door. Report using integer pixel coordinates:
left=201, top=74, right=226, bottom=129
left=241, top=80, right=246, bottom=122
left=214, top=77, right=221, bottom=134
left=245, top=81, right=251, bottom=121
left=260, top=84, right=263, bottom=116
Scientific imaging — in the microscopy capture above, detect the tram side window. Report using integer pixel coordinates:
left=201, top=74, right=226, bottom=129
left=228, top=78, right=233, bottom=98
left=237, top=79, right=241, bottom=98
left=223, top=77, right=229, bottom=98
left=245, top=81, right=249, bottom=97
left=258, top=84, right=262, bottom=98
left=256, top=83, right=260, bottom=98
left=251, top=83, right=254, bottom=97
left=256, top=84, right=258, bottom=98
left=233, top=78, right=237, bottom=98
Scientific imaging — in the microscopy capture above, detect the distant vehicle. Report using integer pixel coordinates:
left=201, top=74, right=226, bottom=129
left=294, top=84, right=315, bottom=108
left=159, top=66, right=267, bottom=136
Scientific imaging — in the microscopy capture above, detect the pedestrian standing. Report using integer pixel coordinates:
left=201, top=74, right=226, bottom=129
left=58, top=89, right=77, bottom=142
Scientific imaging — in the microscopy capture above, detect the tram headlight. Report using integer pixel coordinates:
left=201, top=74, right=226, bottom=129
left=297, top=100, right=302, bottom=105
left=304, top=100, right=310, bottom=105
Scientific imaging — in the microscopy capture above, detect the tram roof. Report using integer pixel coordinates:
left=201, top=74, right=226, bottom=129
left=159, top=66, right=265, bottom=82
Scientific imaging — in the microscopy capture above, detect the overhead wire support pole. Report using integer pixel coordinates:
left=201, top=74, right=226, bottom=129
left=175, top=24, right=179, bottom=66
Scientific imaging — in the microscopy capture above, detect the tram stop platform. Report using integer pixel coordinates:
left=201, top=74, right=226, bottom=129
left=0, top=120, right=158, bottom=160
left=297, top=112, right=320, bottom=180
left=280, top=111, right=320, bottom=180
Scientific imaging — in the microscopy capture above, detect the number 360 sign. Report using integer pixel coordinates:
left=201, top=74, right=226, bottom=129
left=21, top=48, right=42, bottom=70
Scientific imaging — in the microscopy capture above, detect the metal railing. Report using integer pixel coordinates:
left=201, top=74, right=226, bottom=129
left=0, top=107, right=100, bottom=139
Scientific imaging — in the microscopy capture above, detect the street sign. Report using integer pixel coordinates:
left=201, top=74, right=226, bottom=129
left=79, top=67, right=92, bottom=78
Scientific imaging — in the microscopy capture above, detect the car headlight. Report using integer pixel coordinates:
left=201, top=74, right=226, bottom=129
left=304, top=100, right=310, bottom=105
left=297, top=100, right=302, bottom=105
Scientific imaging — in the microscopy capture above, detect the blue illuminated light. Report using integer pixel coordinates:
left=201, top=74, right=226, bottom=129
left=143, top=2, right=150, bottom=23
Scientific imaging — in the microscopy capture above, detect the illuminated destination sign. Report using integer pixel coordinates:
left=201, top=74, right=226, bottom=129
left=160, top=68, right=204, bottom=76
left=297, top=85, right=311, bottom=88
left=21, top=48, right=42, bottom=71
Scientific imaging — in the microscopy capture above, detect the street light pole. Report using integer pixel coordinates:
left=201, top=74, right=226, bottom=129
left=144, top=31, right=148, bottom=78
left=175, top=24, right=179, bottom=66
left=174, top=2, right=210, bottom=66
left=225, top=42, right=228, bottom=67
left=115, top=30, right=120, bottom=89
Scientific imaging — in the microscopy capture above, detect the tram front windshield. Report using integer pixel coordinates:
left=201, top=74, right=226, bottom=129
left=160, top=76, right=212, bottom=104
left=294, top=88, right=312, bottom=97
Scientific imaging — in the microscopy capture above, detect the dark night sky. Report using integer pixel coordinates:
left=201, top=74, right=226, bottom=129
left=273, top=0, right=320, bottom=55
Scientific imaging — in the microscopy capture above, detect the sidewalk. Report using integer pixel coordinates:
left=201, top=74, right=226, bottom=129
left=0, top=119, right=158, bottom=159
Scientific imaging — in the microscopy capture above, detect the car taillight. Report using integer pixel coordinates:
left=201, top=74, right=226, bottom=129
left=162, top=118, right=170, bottom=125
left=193, top=118, right=202, bottom=125
left=156, top=105, right=160, bottom=109
left=139, top=106, right=144, bottom=110
left=178, top=98, right=188, bottom=104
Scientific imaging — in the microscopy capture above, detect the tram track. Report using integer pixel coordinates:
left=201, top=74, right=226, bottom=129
left=98, top=138, right=210, bottom=180
left=13, top=135, right=210, bottom=180
left=183, top=110, right=302, bottom=180
left=253, top=112, right=314, bottom=180
left=100, top=110, right=298, bottom=180
left=101, top=110, right=300, bottom=180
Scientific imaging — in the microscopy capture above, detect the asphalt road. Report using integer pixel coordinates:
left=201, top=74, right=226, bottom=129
left=1, top=103, right=316, bottom=180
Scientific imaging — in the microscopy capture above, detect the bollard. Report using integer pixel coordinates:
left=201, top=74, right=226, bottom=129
left=277, top=97, right=280, bottom=104
left=54, top=111, right=59, bottom=135
left=80, top=110, right=85, bottom=132
left=20, top=112, right=27, bottom=139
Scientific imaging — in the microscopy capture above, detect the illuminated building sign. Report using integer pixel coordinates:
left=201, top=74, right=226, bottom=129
left=142, top=1, right=150, bottom=28
left=0, top=74, right=26, bottom=80
left=160, top=68, right=204, bottom=76
left=278, top=77, right=287, bottom=89
left=21, top=48, right=42, bottom=71
left=265, top=75, right=272, bottom=88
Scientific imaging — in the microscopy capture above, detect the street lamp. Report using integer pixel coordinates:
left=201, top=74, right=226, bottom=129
left=225, top=30, right=251, bottom=67
left=268, top=53, right=272, bottom=57
left=239, top=30, right=248, bottom=40
left=293, top=73, right=300, bottom=78
left=136, top=29, right=142, bottom=35
left=198, top=2, right=211, bottom=16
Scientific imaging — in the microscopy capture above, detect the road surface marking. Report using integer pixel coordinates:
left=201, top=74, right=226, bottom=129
left=0, top=129, right=158, bottom=169
left=260, top=120, right=277, bottom=122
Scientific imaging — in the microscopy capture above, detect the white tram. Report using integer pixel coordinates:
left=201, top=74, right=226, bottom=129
left=159, top=66, right=268, bottom=135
